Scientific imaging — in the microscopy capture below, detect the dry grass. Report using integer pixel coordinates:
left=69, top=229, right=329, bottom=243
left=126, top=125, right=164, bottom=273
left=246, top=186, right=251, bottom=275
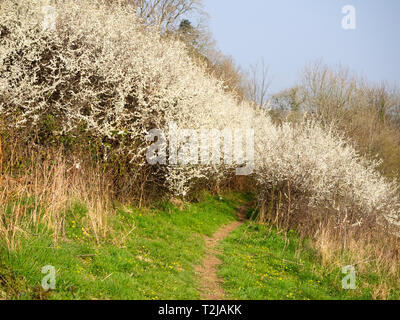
left=258, top=189, right=400, bottom=299
left=314, top=225, right=400, bottom=299
left=0, top=133, right=114, bottom=250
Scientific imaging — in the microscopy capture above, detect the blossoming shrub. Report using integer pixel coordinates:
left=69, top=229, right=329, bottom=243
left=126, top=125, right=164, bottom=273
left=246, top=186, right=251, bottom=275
left=254, top=119, right=400, bottom=231
left=1, top=0, right=399, bottom=234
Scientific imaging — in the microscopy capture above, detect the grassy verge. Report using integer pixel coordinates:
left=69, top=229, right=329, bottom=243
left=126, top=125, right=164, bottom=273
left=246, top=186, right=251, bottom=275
left=0, top=192, right=247, bottom=300
left=218, top=221, right=400, bottom=300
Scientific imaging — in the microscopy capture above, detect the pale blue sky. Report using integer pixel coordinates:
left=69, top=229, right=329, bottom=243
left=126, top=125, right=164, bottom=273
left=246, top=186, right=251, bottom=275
left=203, top=0, right=400, bottom=94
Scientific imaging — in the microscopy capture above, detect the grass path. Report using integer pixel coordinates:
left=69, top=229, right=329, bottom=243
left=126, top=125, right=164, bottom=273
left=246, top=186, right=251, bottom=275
left=0, top=192, right=247, bottom=300
left=195, top=206, right=248, bottom=300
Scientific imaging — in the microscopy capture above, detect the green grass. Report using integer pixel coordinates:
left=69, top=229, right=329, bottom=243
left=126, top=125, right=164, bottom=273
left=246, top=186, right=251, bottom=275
left=218, top=221, right=400, bottom=300
left=2, top=191, right=399, bottom=300
left=0, top=192, right=247, bottom=300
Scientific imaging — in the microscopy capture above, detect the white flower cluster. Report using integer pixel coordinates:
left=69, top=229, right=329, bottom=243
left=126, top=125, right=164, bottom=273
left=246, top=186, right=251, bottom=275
left=1, top=0, right=399, bottom=228
left=254, top=119, right=400, bottom=224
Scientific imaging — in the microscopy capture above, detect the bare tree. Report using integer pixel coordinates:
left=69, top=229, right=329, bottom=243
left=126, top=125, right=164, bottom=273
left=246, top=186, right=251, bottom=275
left=130, top=0, right=204, bottom=33
left=245, top=58, right=271, bottom=109
left=206, top=50, right=245, bottom=98
left=102, top=0, right=203, bottom=32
